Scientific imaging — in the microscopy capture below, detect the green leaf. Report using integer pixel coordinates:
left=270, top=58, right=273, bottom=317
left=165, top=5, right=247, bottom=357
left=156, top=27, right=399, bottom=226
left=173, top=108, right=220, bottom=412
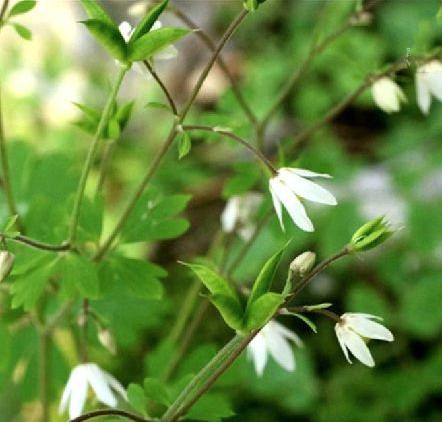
left=437, top=5, right=442, bottom=23
left=127, top=27, right=189, bottom=62
left=129, top=0, right=169, bottom=42
left=60, top=254, right=100, bottom=299
left=77, top=195, right=104, bottom=243
left=115, top=100, right=135, bottom=130
left=245, top=292, right=284, bottom=331
left=222, top=162, right=261, bottom=198
left=183, top=263, right=238, bottom=299
left=109, top=257, right=165, bottom=300
left=12, top=23, right=31, bottom=40
left=127, top=384, right=148, bottom=415
left=287, top=312, right=317, bottom=333
left=81, top=19, right=127, bottom=62
left=107, top=118, right=120, bottom=140
left=80, top=0, right=115, bottom=26
left=185, top=393, right=235, bottom=421
left=144, top=378, right=171, bottom=406
left=303, top=303, right=332, bottom=311
left=246, top=247, right=286, bottom=310
left=8, top=0, right=36, bottom=17
left=145, top=102, right=171, bottom=112
left=178, top=131, right=192, bottom=159
left=209, top=294, right=244, bottom=331
left=3, top=215, right=19, bottom=234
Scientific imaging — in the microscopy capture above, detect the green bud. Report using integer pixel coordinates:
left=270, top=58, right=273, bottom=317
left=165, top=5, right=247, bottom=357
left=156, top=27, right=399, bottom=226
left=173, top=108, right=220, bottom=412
left=289, top=251, right=316, bottom=277
left=0, top=251, right=15, bottom=282
left=349, top=217, right=393, bottom=252
left=98, top=328, right=117, bottom=355
left=243, top=0, right=266, bottom=12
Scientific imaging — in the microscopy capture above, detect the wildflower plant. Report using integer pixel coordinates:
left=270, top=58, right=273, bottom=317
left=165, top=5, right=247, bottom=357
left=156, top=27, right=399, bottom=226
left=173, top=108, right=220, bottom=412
left=0, top=0, right=440, bottom=421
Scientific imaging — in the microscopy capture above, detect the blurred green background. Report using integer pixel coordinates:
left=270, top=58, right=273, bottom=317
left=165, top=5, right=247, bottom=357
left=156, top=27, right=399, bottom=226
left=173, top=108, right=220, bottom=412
left=1, top=0, right=442, bottom=421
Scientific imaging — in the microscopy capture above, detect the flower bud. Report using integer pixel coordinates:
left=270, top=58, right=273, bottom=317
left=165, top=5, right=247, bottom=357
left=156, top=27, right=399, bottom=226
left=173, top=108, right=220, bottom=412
left=98, top=328, right=117, bottom=355
left=243, top=0, right=266, bottom=12
left=289, top=251, right=316, bottom=277
left=350, top=217, right=393, bottom=252
left=0, top=251, right=15, bottom=282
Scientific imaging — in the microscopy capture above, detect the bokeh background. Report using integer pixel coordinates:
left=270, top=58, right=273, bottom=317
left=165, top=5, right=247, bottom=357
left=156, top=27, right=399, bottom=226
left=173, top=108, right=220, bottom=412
left=1, top=0, right=442, bottom=421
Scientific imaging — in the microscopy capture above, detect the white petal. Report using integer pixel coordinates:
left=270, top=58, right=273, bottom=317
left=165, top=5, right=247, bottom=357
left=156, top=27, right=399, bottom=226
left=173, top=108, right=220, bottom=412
left=269, top=179, right=285, bottom=231
left=347, top=316, right=394, bottom=342
left=265, top=328, right=296, bottom=372
left=152, top=20, right=162, bottom=30
left=416, top=71, right=431, bottom=115
left=338, top=326, right=375, bottom=367
left=59, top=372, right=74, bottom=415
left=155, top=45, right=178, bottom=61
left=343, top=312, right=383, bottom=320
left=248, top=333, right=268, bottom=377
left=86, top=364, right=118, bottom=408
left=270, top=178, right=314, bottom=232
left=427, top=69, right=442, bottom=102
left=290, top=168, right=332, bottom=179
left=221, top=197, right=239, bottom=233
left=279, top=169, right=337, bottom=205
left=118, top=21, right=133, bottom=43
left=102, top=371, right=127, bottom=401
left=269, top=320, right=303, bottom=347
left=67, top=367, right=89, bottom=419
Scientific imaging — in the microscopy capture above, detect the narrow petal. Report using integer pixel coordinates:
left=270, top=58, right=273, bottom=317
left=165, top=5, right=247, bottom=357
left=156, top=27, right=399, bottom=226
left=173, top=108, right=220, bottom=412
left=156, top=45, right=178, bottom=61
left=339, top=327, right=375, bottom=367
left=416, top=72, right=431, bottom=114
left=118, top=21, right=133, bottom=43
left=248, top=334, right=268, bottom=377
left=289, top=168, right=332, bottom=179
left=270, top=320, right=303, bottom=347
left=347, top=316, right=394, bottom=342
left=335, top=325, right=352, bottom=364
left=102, top=371, right=127, bottom=401
left=279, top=169, right=337, bottom=206
left=67, top=367, right=89, bottom=419
left=265, top=328, right=296, bottom=372
left=427, top=70, right=442, bottom=102
left=270, top=178, right=314, bottom=232
left=221, top=197, right=239, bottom=233
left=269, top=179, right=285, bottom=231
left=86, top=364, right=118, bottom=408
left=343, top=312, right=383, bottom=321
left=59, top=373, right=74, bottom=414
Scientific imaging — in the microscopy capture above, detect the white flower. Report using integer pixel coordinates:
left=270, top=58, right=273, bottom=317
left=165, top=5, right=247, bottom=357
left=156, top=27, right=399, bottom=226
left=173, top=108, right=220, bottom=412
left=415, top=60, right=442, bottom=115
left=335, top=313, right=394, bottom=368
left=0, top=251, right=15, bottom=282
left=371, top=77, right=406, bottom=113
left=118, top=20, right=178, bottom=62
left=247, top=320, right=302, bottom=376
left=269, top=167, right=337, bottom=232
left=59, top=363, right=127, bottom=419
left=221, top=192, right=262, bottom=241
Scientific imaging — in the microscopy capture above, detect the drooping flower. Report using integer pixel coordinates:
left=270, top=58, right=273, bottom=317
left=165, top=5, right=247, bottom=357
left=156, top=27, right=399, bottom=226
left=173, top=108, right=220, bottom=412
left=334, top=313, right=394, bottom=367
left=221, top=192, right=262, bottom=241
left=269, top=168, right=337, bottom=232
left=247, top=320, right=302, bottom=376
left=59, top=363, right=127, bottom=419
left=415, top=60, right=442, bottom=114
left=0, top=251, right=15, bottom=283
left=371, top=76, right=406, bottom=113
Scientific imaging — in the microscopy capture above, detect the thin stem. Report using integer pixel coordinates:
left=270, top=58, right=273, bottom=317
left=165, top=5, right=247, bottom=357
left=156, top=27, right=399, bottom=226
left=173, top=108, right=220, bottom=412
left=289, top=306, right=340, bottom=323
left=0, top=0, right=9, bottom=23
left=39, top=332, right=50, bottom=422
left=183, top=125, right=276, bottom=174
left=161, top=335, right=244, bottom=422
left=95, top=139, right=116, bottom=194
left=80, top=299, right=89, bottom=362
left=68, top=67, right=127, bottom=245
left=171, top=6, right=258, bottom=128
left=3, top=233, right=70, bottom=252
left=0, top=85, right=22, bottom=231
left=143, top=60, right=178, bottom=116
left=94, top=10, right=249, bottom=261
left=69, top=409, right=151, bottom=422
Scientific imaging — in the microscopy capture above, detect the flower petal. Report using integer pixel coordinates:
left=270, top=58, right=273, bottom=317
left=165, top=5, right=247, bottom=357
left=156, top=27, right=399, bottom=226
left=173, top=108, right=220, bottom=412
left=270, top=320, right=303, bottom=347
left=289, top=168, right=332, bottom=179
left=221, top=197, right=239, bottom=233
left=86, top=364, right=118, bottom=408
left=118, top=21, right=133, bottom=43
left=248, top=333, right=268, bottom=377
left=279, top=169, right=337, bottom=206
left=347, top=316, right=394, bottom=342
left=102, top=371, right=128, bottom=401
left=338, top=326, right=375, bottom=367
left=269, top=179, right=285, bottom=231
left=270, top=178, right=314, bottom=232
left=416, top=71, right=431, bottom=115
left=155, top=45, right=178, bottom=61
left=67, top=366, right=89, bottom=419
left=335, top=324, right=352, bottom=364
left=265, top=327, right=296, bottom=372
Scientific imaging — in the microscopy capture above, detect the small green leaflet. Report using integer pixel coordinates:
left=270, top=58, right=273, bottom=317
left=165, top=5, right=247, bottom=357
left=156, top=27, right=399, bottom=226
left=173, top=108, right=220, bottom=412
left=11, top=23, right=32, bottom=40
left=129, top=0, right=169, bottom=42
left=7, top=0, right=36, bottom=18
left=127, top=27, right=190, bottom=62
left=127, top=384, right=148, bottom=416
left=286, top=311, right=318, bottom=333
left=145, top=102, right=171, bottom=112
left=79, top=0, right=115, bottom=27
left=244, top=292, right=284, bottom=331
left=178, top=131, right=192, bottom=159
left=144, top=377, right=171, bottom=407
left=185, top=393, right=235, bottom=422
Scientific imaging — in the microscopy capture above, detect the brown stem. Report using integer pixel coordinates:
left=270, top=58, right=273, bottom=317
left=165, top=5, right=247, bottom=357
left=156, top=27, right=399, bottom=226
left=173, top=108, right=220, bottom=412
left=69, top=409, right=151, bottom=422
left=4, top=234, right=70, bottom=252
left=0, top=0, right=9, bottom=22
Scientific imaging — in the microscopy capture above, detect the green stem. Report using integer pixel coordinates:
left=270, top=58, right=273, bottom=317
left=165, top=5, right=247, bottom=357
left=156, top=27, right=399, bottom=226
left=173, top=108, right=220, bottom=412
left=95, top=139, right=116, bottom=194
left=0, top=0, right=9, bottom=24
left=161, top=334, right=244, bottom=422
left=94, top=10, right=249, bottom=261
left=39, top=331, right=50, bottom=422
left=0, top=85, right=22, bottom=231
left=68, top=66, right=127, bottom=245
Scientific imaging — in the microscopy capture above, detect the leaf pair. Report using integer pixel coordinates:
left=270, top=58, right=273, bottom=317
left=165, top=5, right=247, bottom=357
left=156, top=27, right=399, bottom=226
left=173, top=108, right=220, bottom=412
left=80, top=0, right=189, bottom=64
left=184, top=245, right=288, bottom=333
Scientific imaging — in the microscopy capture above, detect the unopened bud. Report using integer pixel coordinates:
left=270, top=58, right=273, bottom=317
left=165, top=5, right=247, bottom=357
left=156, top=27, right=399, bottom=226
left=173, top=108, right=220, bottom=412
left=350, top=217, right=393, bottom=252
left=350, top=11, right=373, bottom=26
left=98, top=328, right=117, bottom=355
left=290, top=251, right=316, bottom=277
left=243, top=0, right=266, bottom=12
left=0, top=251, right=15, bottom=282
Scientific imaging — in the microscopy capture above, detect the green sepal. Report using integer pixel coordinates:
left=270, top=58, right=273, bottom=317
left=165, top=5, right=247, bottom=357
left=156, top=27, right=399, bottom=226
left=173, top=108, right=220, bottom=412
left=129, top=0, right=169, bottom=42
left=244, top=292, right=285, bottom=331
